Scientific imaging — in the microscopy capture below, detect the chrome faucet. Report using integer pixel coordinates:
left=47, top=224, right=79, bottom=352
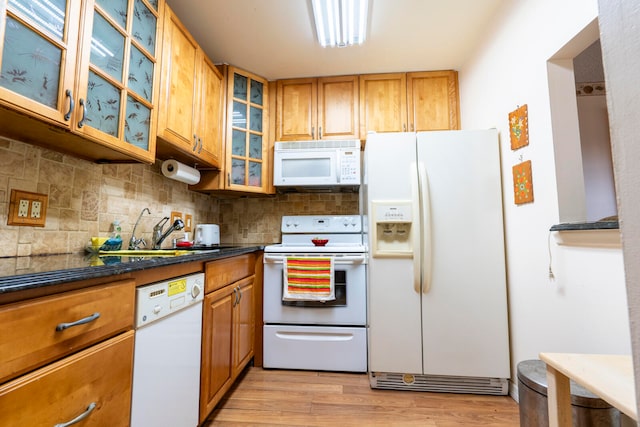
left=129, top=208, right=151, bottom=250
left=152, top=217, right=185, bottom=249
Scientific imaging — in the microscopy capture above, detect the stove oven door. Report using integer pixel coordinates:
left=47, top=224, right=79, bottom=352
left=262, top=253, right=366, bottom=326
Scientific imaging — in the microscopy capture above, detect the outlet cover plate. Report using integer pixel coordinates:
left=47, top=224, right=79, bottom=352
left=8, top=189, right=48, bottom=227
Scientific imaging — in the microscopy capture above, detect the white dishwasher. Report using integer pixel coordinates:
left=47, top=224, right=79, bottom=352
left=131, top=273, right=204, bottom=427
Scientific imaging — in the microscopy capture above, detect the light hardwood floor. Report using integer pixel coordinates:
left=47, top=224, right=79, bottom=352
left=204, top=367, right=520, bottom=426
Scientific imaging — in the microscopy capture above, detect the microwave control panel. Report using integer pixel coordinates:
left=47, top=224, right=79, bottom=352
left=339, top=150, right=360, bottom=184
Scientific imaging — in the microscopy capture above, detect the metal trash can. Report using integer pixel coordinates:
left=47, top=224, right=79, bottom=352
left=517, top=359, right=621, bottom=426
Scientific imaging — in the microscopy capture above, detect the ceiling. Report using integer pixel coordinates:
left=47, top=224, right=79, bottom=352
left=164, top=0, right=506, bottom=81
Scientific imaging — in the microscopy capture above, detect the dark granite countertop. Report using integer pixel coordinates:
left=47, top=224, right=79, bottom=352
left=0, top=245, right=264, bottom=295
left=549, top=220, right=619, bottom=231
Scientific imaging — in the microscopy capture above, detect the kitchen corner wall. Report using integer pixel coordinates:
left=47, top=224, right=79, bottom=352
left=0, top=136, right=218, bottom=257
left=0, top=136, right=360, bottom=258
left=218, top=192, right=359, bottom=246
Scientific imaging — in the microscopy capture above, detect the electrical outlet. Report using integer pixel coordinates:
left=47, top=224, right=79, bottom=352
left=184, top=214, right=193, bottom=232
left=8, top=189, right=48, bottom=227
left=18, top=200, right=29, bottom=217
left=31, top=201, right=41, bottom=218
left=171, top=211, right=182, bottom=224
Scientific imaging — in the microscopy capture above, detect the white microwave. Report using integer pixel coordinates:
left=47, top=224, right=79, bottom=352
left=273, top=140, right=361, bottom=189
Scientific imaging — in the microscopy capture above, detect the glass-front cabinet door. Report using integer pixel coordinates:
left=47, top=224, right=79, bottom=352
left=0, top=0, right=81, bottom=125
left=74, top=0, right=162, bottom=161
left=225, top=66, right=270, bottom=193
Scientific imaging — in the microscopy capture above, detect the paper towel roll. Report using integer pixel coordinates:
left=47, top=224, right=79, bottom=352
left=161, top=159, right=201, bottom=185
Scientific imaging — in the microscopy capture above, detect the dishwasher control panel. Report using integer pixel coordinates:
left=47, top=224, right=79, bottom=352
left=135, top=273, right=204, bottom=328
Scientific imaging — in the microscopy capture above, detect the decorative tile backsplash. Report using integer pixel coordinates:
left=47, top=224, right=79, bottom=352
left=0, top=136, right=359, bottom=258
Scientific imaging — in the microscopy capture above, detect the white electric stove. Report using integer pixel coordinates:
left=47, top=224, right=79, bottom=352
left=263, top=215, right=367, bottom=372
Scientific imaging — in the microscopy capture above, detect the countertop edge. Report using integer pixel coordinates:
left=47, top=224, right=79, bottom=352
left=0, top=246, right=264, bottom=295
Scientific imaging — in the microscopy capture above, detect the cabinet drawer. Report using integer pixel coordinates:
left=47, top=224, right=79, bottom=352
left=0, top=331, right=134, bottom=427
left=0, top=280, right=135, bottom=384
left=205, top=254, right=256, bottom=293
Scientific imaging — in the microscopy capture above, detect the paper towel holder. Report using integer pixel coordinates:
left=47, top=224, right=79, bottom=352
left=161, top=159, right=201, bottom=185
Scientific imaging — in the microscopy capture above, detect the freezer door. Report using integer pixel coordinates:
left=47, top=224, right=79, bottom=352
left=364, top=132, right=423, bottom=374
left=416, top=130, right=510, bottom=379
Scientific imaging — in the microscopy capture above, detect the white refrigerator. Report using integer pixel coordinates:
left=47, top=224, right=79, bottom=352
left=362, top=130, right=510, bottom=395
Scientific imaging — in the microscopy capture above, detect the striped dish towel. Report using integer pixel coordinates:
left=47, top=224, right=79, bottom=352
left=283, top=257, right=335, bottom=301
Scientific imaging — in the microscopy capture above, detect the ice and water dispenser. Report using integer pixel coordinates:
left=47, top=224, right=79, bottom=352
left=370, top=201, right=413, bottom=257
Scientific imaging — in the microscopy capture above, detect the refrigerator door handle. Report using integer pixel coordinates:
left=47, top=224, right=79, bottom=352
left=417, top=162, right=433, bottom=294
left=411, top=162, right=422, bottom=294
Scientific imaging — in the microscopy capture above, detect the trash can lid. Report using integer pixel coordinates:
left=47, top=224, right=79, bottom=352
left=517, top=359, right=613, bottom=409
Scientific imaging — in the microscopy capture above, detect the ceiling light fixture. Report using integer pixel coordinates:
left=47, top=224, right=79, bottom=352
left=311, top=0, right=368, bottom=48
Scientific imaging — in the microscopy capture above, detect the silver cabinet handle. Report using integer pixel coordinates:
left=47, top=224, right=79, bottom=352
left=64, top=89, right=74, bottom=121
left=403, top=123, right=406, bottom=132
left=54, top=402, right=96, bottom=427
left=193, top=134, right=198, bottom=151
left=77, top=99, right=86, bottom=128
left=197, top=136, right=203, bottom=153
left=232, top=287, right=237, bottom=306
left=311, top=126, right=315, bottom=139
left=319, top=126, right=322, bottom=139
left=237, top=285, right=242, bottom=304
left=56, top=312, right=100, bottom=331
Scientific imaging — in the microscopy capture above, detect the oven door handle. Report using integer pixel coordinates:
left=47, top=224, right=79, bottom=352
left=264, top=254, right=366, bottom=264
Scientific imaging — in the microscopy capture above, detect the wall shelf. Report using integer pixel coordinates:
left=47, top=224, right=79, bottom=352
left=550, top=221, right=620, bottom=248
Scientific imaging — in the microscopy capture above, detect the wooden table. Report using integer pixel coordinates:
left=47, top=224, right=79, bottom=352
left=539, top=353, right=637, bottom=426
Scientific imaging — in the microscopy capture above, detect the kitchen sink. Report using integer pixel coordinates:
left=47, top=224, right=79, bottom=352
left=98, top=246, right=238, bottom=257
left=99, top=249, right=197, bottom=256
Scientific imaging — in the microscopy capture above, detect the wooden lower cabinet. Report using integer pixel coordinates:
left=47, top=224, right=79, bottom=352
left=200, top=283, right=234, bottom=419
left=200, top=256, right=257, bottom=423
left=0, top=330, right=134, bottom=426
left=0, top=279, right=135, bottom=384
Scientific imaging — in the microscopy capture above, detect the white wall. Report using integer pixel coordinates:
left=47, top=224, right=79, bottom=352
left=458, top=0, right=631, bottom=397
left=577, top=95, right=617, bottom=221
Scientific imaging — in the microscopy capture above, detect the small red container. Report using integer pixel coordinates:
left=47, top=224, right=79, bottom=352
left=311, top=238, right=329, bottom=246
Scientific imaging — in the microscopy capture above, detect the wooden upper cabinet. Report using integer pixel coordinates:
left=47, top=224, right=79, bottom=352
left=276, top=78, right=316, bottom=140
left=359, top=73, right=408, bottom=135
left=0, top=0, right=165, bottom=163
left=317, top=76, right=359, bottom=140
left=407, top=71, right=460, bottom=132
left=195, top=54, right=223, bottom=166
left=360, top=71, right=460, bottom=137
left=0, top=0, right=81, bottom=127
left=157, top=7, right=198, bottom=151
left=276, top=75, right=358, bottom=141
left=156, top=5, right=221, bottom=168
